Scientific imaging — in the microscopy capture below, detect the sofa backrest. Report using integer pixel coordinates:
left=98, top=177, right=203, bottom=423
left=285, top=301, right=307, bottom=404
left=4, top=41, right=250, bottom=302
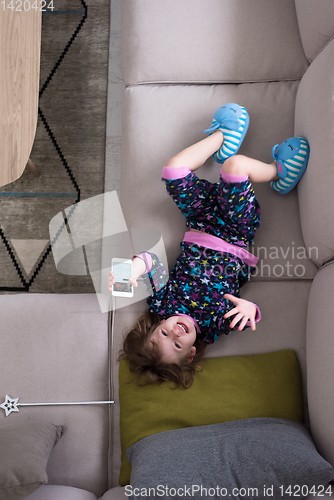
left=295, top=0, right=334, bottom=63
left=295, top=38, right=334, bottom=267
left=122, top=0, right=309, bottom=85
left=293, top=1, right=334, bottom=469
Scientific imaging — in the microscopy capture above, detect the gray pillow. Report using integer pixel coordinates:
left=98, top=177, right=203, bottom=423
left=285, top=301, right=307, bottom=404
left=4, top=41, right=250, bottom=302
left=0, top=421, right=64, bottom=500
left=126, top=418, right=334, bottom=500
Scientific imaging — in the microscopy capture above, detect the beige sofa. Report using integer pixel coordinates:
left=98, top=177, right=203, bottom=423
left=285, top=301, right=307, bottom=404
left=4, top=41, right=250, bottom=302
left=1, top=1, right=334, bottom=499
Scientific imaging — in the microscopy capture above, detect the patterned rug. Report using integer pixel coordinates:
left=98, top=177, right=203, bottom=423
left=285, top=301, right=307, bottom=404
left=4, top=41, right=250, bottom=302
left=0, top=0, right=110, bottom=293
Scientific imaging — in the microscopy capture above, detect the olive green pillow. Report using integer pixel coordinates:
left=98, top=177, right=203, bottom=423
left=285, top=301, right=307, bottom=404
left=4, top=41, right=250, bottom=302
left=119, top=350, right=304, bottom=485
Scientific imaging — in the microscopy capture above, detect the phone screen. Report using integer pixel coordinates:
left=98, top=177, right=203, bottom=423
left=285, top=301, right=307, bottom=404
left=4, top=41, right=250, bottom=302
left=113, top=261, right=132, bottom=294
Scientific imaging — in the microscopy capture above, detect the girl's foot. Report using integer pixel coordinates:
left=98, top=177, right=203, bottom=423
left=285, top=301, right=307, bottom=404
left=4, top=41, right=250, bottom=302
left=204, top=103, right=250, bottom=164
left=270, top=137, right=310, bottom=194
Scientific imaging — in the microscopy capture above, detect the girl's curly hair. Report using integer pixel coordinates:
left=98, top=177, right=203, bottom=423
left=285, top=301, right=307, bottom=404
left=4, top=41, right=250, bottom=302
left=118, top=310, right=207, bottom=389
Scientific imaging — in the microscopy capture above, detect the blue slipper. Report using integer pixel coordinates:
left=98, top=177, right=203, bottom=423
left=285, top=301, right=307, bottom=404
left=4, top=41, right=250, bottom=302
left=204, top=103, right=249, bottom=163
left=270, top=137, right=310, bottom=194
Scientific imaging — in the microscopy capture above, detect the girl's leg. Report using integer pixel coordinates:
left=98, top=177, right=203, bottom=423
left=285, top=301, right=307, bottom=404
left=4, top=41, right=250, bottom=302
left=217, top=157, right=264, bottom=247
left=163, top=135, right=221, bottom=222
left=165, top=132, right=278, bottom=183
left=222, top=154, right=278, bottom=183
left=165, top=131, right=224, bottom=172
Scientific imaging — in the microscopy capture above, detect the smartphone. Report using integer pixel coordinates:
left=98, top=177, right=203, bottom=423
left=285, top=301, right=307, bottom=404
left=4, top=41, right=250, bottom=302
left=111, top=258, right=134, bottom=297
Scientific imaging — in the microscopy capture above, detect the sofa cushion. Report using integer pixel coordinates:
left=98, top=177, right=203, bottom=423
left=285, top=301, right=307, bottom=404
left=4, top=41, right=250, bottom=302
left=119, top=350, right=303, bottom=485
left=0, top=422, right=63, bottom=500
left=295, top=39, right=334, bottom=267
left=120, top=83, right=317, bottom=280
left=25, top=485, right=98, bottom=500
left=306, top=262, right=334, bottom=470
left=122, top=0, right=308, bottom=85
left=99, top=486, right=127, bottom=500
left=0, top=294, right=110, bottom=497
left=295, top=0, right=334, bottom=62
left=126, top=419, right=334, bottom=500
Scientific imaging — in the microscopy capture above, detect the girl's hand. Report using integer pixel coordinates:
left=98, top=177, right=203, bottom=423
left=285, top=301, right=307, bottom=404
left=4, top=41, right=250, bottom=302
left=128, top=277, right=139, bottom=288
left=223, top=294, right=257, bottom=331
left=108, top=271, right=115, bottom=292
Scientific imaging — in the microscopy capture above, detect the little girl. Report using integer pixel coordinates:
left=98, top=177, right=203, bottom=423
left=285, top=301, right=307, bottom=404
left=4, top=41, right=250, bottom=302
left=109, top=103, right=310, bottom=388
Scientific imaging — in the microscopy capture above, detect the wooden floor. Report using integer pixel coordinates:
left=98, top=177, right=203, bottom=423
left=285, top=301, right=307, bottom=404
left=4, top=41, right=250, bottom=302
left=0, top=0, right=114, bottom=293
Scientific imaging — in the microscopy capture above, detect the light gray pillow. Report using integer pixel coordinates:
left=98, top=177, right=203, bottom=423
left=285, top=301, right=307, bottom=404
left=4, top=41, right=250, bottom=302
left=0, top=421, right=64, bottom=500
left=126, top=418, right=334, bottom=500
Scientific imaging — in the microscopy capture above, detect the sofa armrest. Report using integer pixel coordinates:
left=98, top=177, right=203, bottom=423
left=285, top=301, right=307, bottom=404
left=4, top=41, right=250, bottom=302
left=306, top=263, right=334, bottom=469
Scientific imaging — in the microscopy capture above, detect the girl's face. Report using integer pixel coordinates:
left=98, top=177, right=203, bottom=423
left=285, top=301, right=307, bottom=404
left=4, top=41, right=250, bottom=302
left=149, top=316, right=197, bottom=365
